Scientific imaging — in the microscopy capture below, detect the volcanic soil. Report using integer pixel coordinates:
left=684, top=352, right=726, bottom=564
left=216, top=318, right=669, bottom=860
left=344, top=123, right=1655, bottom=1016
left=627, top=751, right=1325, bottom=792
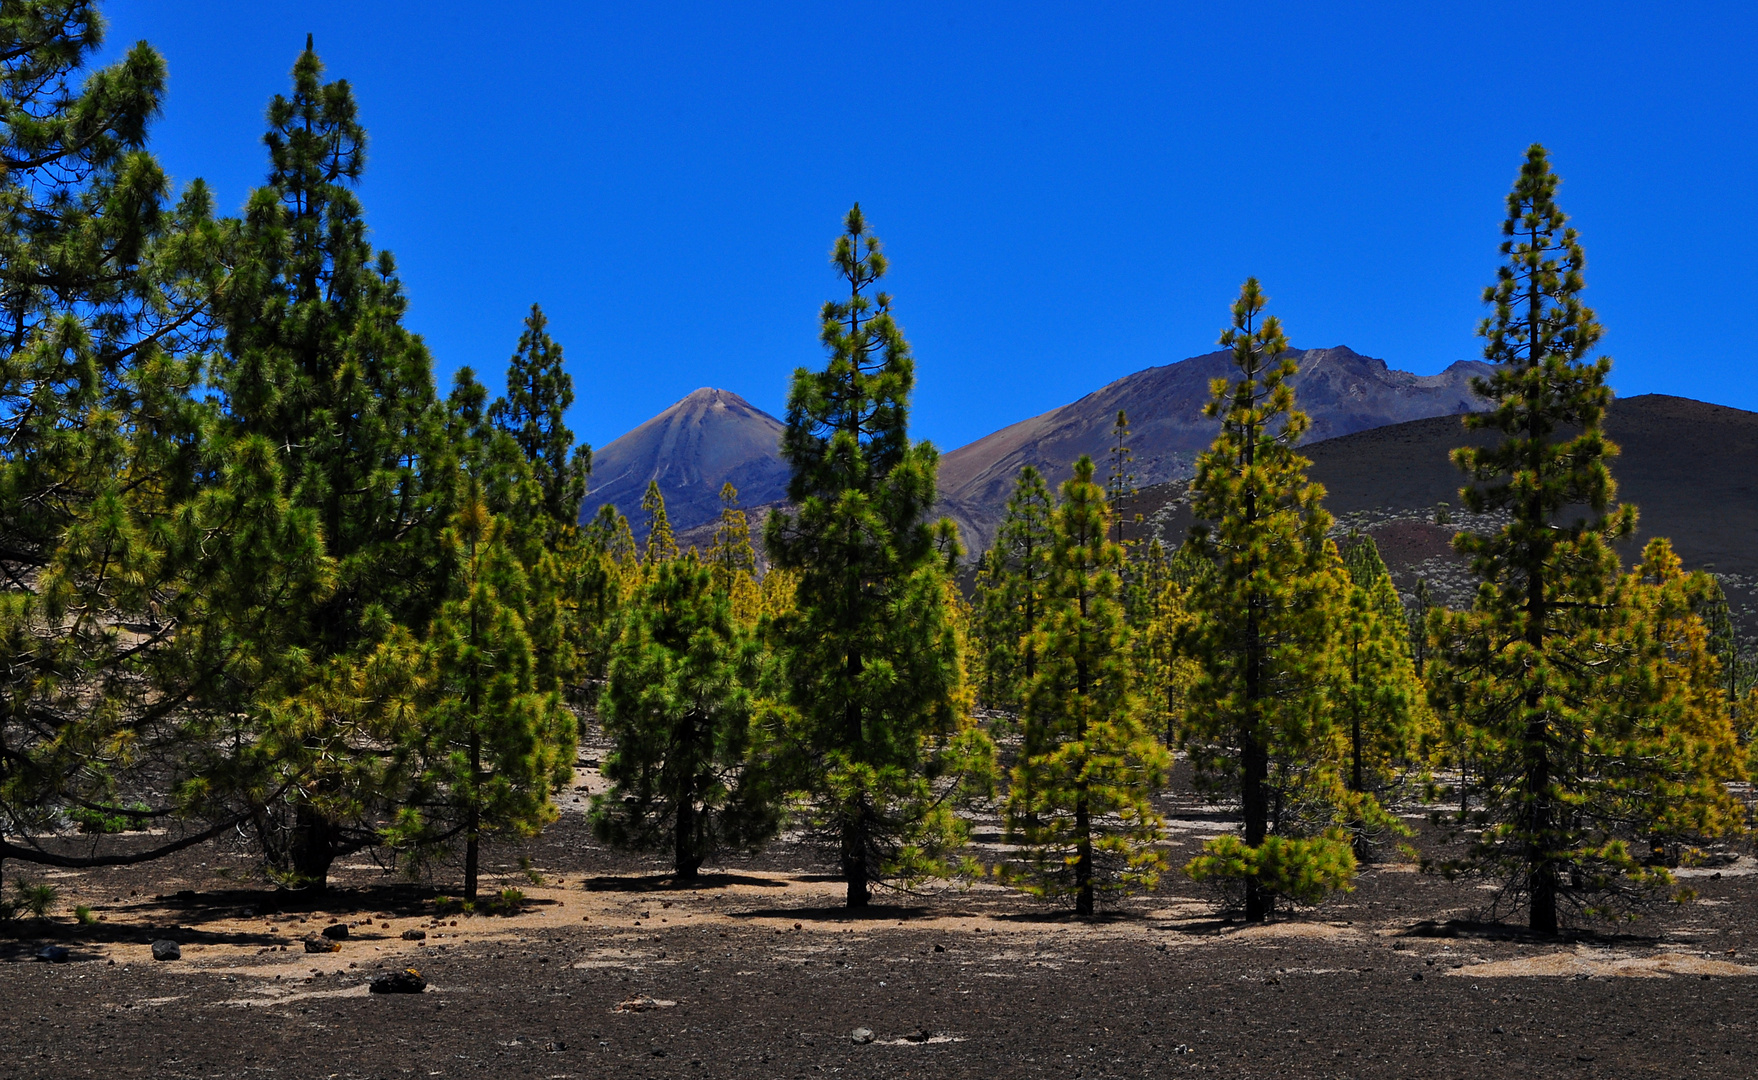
left=3, top=767, right=1757, bottom=1079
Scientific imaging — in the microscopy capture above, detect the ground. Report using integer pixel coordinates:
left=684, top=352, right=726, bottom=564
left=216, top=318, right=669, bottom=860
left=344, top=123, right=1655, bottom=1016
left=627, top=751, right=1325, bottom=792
left=3, top=770, right=1756, bottom=1079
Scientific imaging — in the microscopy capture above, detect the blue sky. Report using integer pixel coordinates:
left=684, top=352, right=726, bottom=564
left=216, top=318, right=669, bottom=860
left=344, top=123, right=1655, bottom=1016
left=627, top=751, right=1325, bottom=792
left=103, top=1, right=1757, bottom=454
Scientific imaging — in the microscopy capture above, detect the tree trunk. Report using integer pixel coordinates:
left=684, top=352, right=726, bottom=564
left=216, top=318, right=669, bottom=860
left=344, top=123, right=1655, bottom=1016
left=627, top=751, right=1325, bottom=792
left=290, top=802, right=334, bottom=891
left=1242, top=734, right=1270, bottom=922
left=843, top=646, right=868, bottom=909
left=1074, top=621, right=1093, bottom=917
left=676, top=799, right=700, bottom=881
left=465, top=726, right=482, bottom=902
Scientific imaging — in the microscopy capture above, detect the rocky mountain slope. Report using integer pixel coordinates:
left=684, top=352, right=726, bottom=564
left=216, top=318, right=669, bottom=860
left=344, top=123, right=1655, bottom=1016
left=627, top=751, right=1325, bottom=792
left=937, top=346, right=1492, bottom=552
left=578, top=388, right=789, bottom=536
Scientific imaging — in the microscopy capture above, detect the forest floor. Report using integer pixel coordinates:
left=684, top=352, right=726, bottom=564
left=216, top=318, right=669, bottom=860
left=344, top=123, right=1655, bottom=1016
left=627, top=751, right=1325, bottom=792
left=3, top=766, right=1757, bottom=1079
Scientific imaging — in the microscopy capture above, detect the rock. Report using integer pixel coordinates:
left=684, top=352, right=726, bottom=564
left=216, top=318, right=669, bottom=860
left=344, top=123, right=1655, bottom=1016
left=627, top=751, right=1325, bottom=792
left=151, top=940, right=181, bottom=961
left=369, top=967, right=427, bottom=994
left=850, top=1027, right=875, bottom=1045
left=303, top=935, right=340, bottom=953
left=401, top=929, right=427, bottom=941
left=35, top=945, right=70, bottom=963
left=320, top=923, right=349, bottom=940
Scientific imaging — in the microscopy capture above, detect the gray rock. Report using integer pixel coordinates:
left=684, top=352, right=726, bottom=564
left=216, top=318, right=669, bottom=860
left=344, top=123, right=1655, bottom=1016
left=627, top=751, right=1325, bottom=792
left=150, top=940, right=180, bottom=961
left=35, top=945, right=69, bottom=963
left=303, top=935, right=340, bottom=954
left=850, top=1027, right=875, bottom=1045
left=320, top=923, right=349, bottom=940
left=401, top=928, right=427, bottom=941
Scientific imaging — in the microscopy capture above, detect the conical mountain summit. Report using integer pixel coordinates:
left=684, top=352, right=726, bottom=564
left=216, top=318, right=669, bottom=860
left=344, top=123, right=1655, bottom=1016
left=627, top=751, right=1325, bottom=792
left=578, top=387, right=788, bottom=537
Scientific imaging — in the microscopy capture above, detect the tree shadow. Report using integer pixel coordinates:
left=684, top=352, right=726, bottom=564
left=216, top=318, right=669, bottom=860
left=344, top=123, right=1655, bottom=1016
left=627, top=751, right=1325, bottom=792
left=1398, top=918, right=1660, bottom=946
left=582, top=872, right=787, bottom=893
left=728, top=904, right=936, bottom=923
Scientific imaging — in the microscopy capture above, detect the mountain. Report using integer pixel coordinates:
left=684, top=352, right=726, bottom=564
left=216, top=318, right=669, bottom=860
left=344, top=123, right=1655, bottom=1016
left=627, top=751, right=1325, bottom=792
left=936, top=346, right=1493, bottom=552
left=578, top=388, right=789, bottom=536
left=1131, top=394, right=1758, bottom=628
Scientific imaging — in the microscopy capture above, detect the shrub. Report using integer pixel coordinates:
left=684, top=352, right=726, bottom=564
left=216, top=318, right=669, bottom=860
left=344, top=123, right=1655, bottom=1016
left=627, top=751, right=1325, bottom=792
left=1186, top=832, right=1357, bottom=909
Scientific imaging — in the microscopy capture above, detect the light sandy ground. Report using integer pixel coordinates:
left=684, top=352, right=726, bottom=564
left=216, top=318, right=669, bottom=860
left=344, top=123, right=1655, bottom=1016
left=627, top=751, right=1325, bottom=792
left=1449, top=944, right=1758, bottom=979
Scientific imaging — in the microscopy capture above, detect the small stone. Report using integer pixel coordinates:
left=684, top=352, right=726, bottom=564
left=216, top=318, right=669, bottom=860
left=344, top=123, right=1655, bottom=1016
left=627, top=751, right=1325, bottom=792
left=850, top=1027, right=875, bottom=1045
left=304, top=935, right=341, bottom=954
left=369, top=967, right=428, bottom=994
left=321, top=923, right=349, bottom=940
left=401, top=929, right=427, bottom=941
left=35, top=946, right=70, bottom=963
left=151, top=940, right=181, bottom=961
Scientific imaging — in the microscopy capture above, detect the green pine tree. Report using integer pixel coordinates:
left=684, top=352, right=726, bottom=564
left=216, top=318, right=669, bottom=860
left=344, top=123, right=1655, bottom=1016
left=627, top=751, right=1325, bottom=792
left=1180, top=279, right=1359, bottom=921
left=641, top=480, right=680, bottom=564
left=389, top=484, right=575, bottom=900
left=210, top=40, right=446, bottom=887
left=972, top=465, right=1055, bottom=710
left=1003, top=457, right=1170, bottom=914
left=0, top=2, right=267, bottom=881
left=1106, top=410, right=1138, bottom=550
left=592, top=552, right=779, bottom=878
left=489, top=303, right=591, bottom=535
left=1334, top=536, right=1427, bottom=858
left=1429, top=145, right=1743, bottom=932
left=765, top=205, right=993, bottom=907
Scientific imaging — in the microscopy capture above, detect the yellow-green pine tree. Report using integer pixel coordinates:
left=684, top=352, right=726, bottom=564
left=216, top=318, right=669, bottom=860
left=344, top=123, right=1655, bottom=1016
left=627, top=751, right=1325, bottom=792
left=1004, top=457, right=1170, bottom=915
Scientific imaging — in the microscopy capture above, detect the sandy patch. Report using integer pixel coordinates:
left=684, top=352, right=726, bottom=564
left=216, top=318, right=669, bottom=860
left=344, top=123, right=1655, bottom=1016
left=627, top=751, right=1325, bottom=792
left=1450, top=946, right=1758, bottom=979
left=1225, top=921, right=1363, bottom=943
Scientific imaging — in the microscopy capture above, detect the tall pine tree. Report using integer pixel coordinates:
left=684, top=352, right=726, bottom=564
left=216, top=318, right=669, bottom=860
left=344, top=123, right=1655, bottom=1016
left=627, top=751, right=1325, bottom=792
left=210, top=40, right=446, bottom=887
left=1180, top=279, right=1357, bottom=921
left=972, top=465, right=1055, bottom=711
left=1003, top=457, right=1170, bottom=914
left=765, top=205, right=990, bottom=907
left=1430, top=145, right=1742, bottom=932
left=389, top=482, right=575, bottom=900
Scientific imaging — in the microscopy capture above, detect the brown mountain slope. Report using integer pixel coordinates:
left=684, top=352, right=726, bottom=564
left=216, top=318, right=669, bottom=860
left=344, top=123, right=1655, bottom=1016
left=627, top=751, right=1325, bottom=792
left=1133, top=394, right=1758, bottom=618
left=937, top=346, right=1491, bottom=552
left=578, top=388, right=789, bottom=536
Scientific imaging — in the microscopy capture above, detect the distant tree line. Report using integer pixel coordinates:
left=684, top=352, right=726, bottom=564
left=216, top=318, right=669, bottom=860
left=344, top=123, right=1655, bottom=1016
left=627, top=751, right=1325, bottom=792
left=3, top=3, right=1750, bottom=934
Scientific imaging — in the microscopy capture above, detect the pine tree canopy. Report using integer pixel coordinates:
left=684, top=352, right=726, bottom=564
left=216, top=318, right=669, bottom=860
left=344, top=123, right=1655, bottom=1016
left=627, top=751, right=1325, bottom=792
left=489, top=303, right=590, bottom=533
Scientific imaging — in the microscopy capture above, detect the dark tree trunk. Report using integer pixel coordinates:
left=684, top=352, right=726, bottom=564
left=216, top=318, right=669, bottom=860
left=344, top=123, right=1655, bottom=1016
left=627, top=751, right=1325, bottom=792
left=290, top=802, right=334, bottom=891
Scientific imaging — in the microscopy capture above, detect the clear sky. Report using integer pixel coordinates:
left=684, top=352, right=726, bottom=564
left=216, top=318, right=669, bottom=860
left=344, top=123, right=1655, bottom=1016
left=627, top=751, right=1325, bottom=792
left=102, top=1, right=1757, bottom=455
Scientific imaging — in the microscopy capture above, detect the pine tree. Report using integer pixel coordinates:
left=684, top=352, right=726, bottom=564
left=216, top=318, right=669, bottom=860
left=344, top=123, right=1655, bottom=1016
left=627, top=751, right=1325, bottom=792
left=210, top=40, right=446, bottom=887
left=705, top=482, right=762, bottom=625
left=489, top=303, right=590, bottom=534
left=1106, top=410, right=1137, bottom=550
left=593, top=553, right=778, bottom=878
left=389, top=484, right=575, bottom=900
left=972, top=466, right=1055, bottom=710
left=1407, top=578, right=1433, bottom=678
left=1334, top=536, right=1427, bottom=858
left=765, top=205, right=991, bottom=907
left=0, top=3, right=263, bottom=880
left=1136, top=540, right=1201, bottom=748
left=1003, top=457, right=1170, bottom=914
left=641, top=480, right=679, bottom=564
left=1180, top=279, right=1358, bottom=921
left=1430, top=145, right=1743, bottom=932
